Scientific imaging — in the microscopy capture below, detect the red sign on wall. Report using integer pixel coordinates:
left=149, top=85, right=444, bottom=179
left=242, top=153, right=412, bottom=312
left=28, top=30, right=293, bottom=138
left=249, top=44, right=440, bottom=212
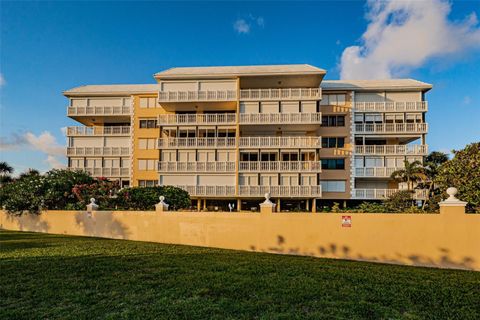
left=342, top=216, right=352, bottom=227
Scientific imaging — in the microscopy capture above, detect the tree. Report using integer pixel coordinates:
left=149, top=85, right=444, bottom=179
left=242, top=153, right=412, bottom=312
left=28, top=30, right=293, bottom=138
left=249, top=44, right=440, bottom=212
left=435, top=142, right=480, bottom=212
left=114, top=186, right=191, bottom=211
left=421, top=151, right=450, bottom=209
left=18, top=168, right=40, bottom=179
left=390, top=160, right=425, bottom=191
left=0, top=161, right=14, bottom=185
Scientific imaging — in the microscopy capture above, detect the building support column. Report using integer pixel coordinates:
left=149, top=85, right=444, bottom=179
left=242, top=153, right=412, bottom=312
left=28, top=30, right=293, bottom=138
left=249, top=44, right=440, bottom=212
left=197, top=199, right=201, bottom=212
left=312, top=199, right=317, bottom=213
left=343, top=200, right=347, bottom=208
left=276, top=198, right=281, bottom=212
left=306, top=199, right=310, bottom=212
left=237, top=199, right=242, bottom=212
left=203, top=199, right=207, bottom=211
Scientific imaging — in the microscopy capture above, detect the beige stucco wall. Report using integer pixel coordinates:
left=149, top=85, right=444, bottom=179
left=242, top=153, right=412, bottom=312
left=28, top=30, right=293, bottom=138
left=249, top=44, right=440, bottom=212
left=1, top=205, right=478, bottom=271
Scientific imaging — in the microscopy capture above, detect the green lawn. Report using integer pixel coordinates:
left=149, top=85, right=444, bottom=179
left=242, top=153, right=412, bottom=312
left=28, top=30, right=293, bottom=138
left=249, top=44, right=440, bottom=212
left=1, top=231, right=479, bottom=320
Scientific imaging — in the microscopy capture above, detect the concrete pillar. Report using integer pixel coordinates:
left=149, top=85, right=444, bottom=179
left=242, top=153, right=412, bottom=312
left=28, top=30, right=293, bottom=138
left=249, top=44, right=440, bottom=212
left=343, top=200, right=347, bottom=208
left=237, top=199, right=242, bottom=212
left=306, top=199, right=310, bottom=212
left=155, top=196, right=169, bottom=212
left=197, top=199, right=201, bottom=212
left=276, top=198, right=281, bottom=212
left=260, top=193, right=275, bottom=214
left=203, top=199, right=207, bottom=211
left=312, top=199, right=317, bottom=213
left=439, top=187, right=467, bottom=215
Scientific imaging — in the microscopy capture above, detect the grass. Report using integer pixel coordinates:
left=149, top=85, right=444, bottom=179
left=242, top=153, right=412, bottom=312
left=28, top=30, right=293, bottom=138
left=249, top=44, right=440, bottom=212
left=1, top=231, right=479, bottom=320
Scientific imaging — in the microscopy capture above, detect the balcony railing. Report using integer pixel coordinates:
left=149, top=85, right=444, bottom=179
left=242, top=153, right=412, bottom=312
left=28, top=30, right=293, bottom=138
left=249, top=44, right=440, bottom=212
left=354, top=123, right=428, bottom=134
left=174, top=185, right=236, bottom=197
left=158, top=90, right=237, bottom=102
left=239, top=136, right=322, bottom=148
left=157, top=137, right=236, bottom=149
left=354, top=167, right=401, bottom=177
left=355, top=145, right=428, bottom=155
left=67, top=106, right=130, bottom=116
left=71, top=167, right=130, bottom=177
left=353, top=189, right=428, bottom=200
left=158, top=162, right=235, bottom=172
left=240, top=88, right=321, bottom=101
left=239, top=113, right=322, bottom=125
left=239, top=185, right=322, bottom=197
left=173, top=185, right=322, bottom=197
left=354, top=101, right=427, bottom=112
left=239, top=161, right=321, bottom=172
left=158, top=113, right=237, bottom=125
left=67, top=147, right=130, bottom=156
left=67, top=126, right=131, bottom=136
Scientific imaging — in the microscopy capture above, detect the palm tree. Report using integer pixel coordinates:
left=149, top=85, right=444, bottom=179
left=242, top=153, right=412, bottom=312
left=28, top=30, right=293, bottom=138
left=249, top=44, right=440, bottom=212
left=0, top=161, right=14, bottom=185
left=423, top=151, right=449, bottom=198
left=18, top=168, right=40, bottom=179
left=390, top=160, right=425, bottom=191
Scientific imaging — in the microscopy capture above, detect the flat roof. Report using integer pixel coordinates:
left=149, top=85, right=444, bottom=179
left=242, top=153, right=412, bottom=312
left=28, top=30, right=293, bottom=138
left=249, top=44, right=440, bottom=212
left=321, top=79, right=432, bottom=91
left=155, top=64, right=326, bottom=79
left=64, top=84, right=160, bottom=96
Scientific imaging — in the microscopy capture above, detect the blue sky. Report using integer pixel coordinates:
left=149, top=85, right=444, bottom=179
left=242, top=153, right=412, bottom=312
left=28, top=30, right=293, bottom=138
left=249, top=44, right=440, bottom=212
left=1, top=1, right=479, bottom=174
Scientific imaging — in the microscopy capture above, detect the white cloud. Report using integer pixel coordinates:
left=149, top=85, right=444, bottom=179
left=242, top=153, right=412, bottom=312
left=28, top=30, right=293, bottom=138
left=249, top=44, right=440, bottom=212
left=45, top=155, right=65, bottom=169
left=234, top=19, right=250, bottom=34
left=340, top=0, right=480, bottom=79
left=0, top=73, right=5, bottom=87
left=24, top=131, right=65, bottom=156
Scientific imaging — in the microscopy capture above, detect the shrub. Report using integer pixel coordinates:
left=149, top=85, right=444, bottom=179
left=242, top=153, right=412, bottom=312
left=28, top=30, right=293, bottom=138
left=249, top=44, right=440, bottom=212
left=384, top=190, right=415, bottom=212
left=113, top=186, right=190, bottom=211
left=70, top=178, right=120, bottom=210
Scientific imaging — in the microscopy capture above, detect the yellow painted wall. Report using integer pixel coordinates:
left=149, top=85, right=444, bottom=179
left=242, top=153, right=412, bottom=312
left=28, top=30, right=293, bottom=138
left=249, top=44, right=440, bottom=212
left=131, top=94, right=171, bottom=186
left=1, top=205, right=478, bottom=271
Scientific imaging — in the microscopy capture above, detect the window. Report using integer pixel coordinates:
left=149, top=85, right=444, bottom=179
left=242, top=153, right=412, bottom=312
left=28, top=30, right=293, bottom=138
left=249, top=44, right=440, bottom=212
left=138, top=180, right=158, bottom=187
left=139, top=97, right=157, bottom=108
left=138, top=138, right=156, bottom=150
left=281, top=152, right=298, bottom=161
left=261, top=152, right=277, bottom=161
left=138, top=159, right=156, bottom=171
left=139, top=119, right=157, bottom=128
left=320, top=180, right=346, bottom=192
left=322, top=115, right=345, bottom=127
left=320, top=94, right=346, bottom=106
left=322, top=137, right=345, bottom=148
left=321, top=158, right=345, bottom=170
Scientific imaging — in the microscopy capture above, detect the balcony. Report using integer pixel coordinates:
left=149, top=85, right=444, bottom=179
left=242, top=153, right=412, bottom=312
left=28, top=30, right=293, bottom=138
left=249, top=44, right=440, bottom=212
left=71, top=167, right=130, bottom=178
left=67, top=126, right=131, bottom=136
left=158, top=162, right=235, bottom=172
left=67, top=147, right=130, bottom=156
left=354, top=101, right=427, bottom=112
left=158, top=90, right=237, bottom=102
left=353, top=189, right=428, bottom=200
left=239, top=113, right=322, bottom=125
left=354, top=167, right=401, bottom=177
left=67, top=106, right=130, bottom=116
left=158, top=113, right=237, bottom=125
left=157, top=137, right=236, bottom=149
left=174, top=185, right=236, bottom=197
left=239, top=161, right=321, bottom=172
left=240, top=88, right=321, bottom=101
left=239, top=136, right=322, bottom=148
left=239, top=185, right=322, bottom=197
left=355, top=145, right=428, bottom=155
left=354, top=123, right=428, bottom=134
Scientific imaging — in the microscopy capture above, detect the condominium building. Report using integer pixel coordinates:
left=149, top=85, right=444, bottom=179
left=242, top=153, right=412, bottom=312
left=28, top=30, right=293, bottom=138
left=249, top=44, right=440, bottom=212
left=64, top=64, right=430, bottom=211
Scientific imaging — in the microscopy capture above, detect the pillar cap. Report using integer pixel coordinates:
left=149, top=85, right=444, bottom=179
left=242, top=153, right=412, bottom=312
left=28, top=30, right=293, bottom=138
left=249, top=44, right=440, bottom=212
left=439, top=187, right=467, bottom=207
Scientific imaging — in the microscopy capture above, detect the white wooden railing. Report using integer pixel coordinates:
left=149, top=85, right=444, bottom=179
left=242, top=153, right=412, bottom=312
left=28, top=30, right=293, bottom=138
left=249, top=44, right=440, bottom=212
left=67, top=106, right=130, bottom=116
left=355, top=167, right=401, bottom=177
left=239, top=113, right=322, bottom=124
left=355, top=145, right=428, bottom=155
left=174, top=185, right=236, bottom=197
left=353, top=189, right=428, bottom=200
left=70, top=167, right=130, bottom=177
left=67, top=126, right=131, bottom=136
left=157, top=137, right=236, bottom=149
left=158, top=90, right=237, bottom=102
left=240, top=88, right=321, bottom=100
left=239, top=185, right=322, bottom=197
left=239, top=161, right=321, bottom=172
left=354, top=101, right=427, bottom=112
left=173, top=185, right=322, bottom=197
left=67, top=147, right=130, bottom=156
left=158, top=162, right=235, bottom=172
left=239, top=136, right=322, bottom=148
left=355, top=123, right=428, bottom=134
left=157, top=113, right=237, bottom=125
